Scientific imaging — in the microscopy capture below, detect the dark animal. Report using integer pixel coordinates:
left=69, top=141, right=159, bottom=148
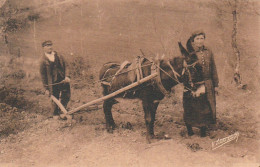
left=178, top=42, right=204, bottom=92
left=99, top=49, right=201, bottom=143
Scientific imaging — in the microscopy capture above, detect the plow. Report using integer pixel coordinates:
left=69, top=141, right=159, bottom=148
left=50, top=52, right=186, bottom=123
left=51, top=72, right=158, bottom=120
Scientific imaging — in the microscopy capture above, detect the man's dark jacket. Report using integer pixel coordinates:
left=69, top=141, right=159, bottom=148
left=39, top=51, right=68, bottom=94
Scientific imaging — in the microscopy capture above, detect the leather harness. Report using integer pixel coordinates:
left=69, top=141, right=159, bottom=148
left=101, top=57, right=185, bottom=96
left=151, top=59, right=183, bottom=96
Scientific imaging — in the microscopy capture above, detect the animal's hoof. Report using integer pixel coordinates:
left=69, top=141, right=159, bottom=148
left=149, top=134, right=155, bottom=139
left=164, top=134, right=171, bottom=140
left=107, top=128, right=113, bottom=134
left=188, top=131, right=194, bottom=136
left=200, top=133, right=207, bottom=137
left=146, top=135, right=155, bottom=144
left=146, top=138, right=151, bottom=144
left=112, top=124, right=117, bottom=130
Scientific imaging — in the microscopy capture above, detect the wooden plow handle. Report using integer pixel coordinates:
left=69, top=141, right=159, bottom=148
left=66, top=73, right=158, bottom=115
left=50, top=95, right=68, bottom=114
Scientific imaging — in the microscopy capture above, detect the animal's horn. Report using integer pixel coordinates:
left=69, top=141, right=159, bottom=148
left=178, top=42, right=189, bottom=57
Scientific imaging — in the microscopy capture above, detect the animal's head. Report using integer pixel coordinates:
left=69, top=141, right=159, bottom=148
left=157, top=55, right=187, bottom=90
left=178, top=42, right=203, bottom=90
left=178, top=41, right=197, bottom=65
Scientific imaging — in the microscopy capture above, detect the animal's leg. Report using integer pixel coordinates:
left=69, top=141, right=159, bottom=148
left=150, top=102, right=159, bottom=137
left=103, top=99, right=116, bottom=133
left=200, top=126, right=207, bottom=137
left=142, top=99, right=158, bottom=143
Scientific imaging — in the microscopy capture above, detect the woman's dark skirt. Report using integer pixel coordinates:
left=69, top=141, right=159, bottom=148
left=183, top=91, right=213, bottom=127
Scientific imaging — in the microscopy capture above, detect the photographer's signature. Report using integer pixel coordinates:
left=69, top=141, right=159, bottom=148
left=212, top=132, right=239, bottom=150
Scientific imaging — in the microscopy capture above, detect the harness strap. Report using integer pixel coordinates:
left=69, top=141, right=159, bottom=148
left=100, top=68, right=113, bottom=86
left=186, top=60, right=198, bottom=68
left=109, top=61, right=131, bottom=86
left=166, top=60, right=180, bottom=83
left=184, top=60, right=199, bottom=88
left=115, top=61, right=131, bottom=77
left=136, top=56, right=144, bottom=83
left=195, top=81, right=205, bottom=85
left=152, top=60, right=170, bottom=96
left=139, top=58, right=144, bottom=78
left=182, top=60, right=187, bottom=75
left=101, top=58, right=145, bottom=87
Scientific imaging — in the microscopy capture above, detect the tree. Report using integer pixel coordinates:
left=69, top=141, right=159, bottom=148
left=212, top=0, right=258, bottom=88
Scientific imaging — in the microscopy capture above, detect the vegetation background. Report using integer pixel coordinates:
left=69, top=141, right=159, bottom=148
left=0, top=0, right=259, bottom=166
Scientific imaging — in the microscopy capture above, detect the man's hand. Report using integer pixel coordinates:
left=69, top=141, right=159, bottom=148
left=215, top=87, right=219, bottom=95
left=64, top=77, right=71, bottom=83
left=45, top=90, right=50, bottom=96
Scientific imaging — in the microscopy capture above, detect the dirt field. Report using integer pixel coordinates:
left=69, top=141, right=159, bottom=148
left=0, top=0, right=259, bottom=166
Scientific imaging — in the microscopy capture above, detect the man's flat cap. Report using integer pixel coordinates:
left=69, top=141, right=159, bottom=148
left=42, top=40, right=53, bottom=47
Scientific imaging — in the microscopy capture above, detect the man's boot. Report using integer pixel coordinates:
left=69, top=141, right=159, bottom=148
left=186, top=124, right=194, bottom=136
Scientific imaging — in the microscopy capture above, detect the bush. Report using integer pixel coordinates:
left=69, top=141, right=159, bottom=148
left=0, top=103, right=27, bottom=137
left=4, top=69, right=26, bottom=79
left=0, top=103, right=18, bottom=112
left=5, top=18, right=27, bottom=32
left=68, top=54, right=91, bottom=79
left=0, top=86, right=27, bottom=109
left=27, top=13, right=40, bottom=21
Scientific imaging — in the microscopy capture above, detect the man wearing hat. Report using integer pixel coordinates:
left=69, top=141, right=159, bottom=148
left=40, top=40, right=71, bottom=118
left=183, top=30, right=219, bottom=137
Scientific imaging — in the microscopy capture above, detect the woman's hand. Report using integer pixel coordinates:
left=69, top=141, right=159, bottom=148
left=215, top=87, right=219, bottom=95
left=64, top=77, right=71, bottom=83
left=45, top=90, right=50, bottom=96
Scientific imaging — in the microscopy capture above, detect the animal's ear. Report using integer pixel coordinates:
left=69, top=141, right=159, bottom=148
left=178, top=42, right=189, bottom=57
left=186, top=38, right=194, bottom=53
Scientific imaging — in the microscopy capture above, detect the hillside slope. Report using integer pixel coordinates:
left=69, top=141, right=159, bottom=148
left=0, top=0, right=259, bottom=166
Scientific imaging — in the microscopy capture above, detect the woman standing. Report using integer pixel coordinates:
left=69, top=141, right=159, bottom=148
left=183, top=30, right=219, bottom=137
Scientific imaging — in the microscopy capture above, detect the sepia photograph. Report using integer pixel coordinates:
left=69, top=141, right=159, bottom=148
left=0, top=0, right=259, bottom=166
